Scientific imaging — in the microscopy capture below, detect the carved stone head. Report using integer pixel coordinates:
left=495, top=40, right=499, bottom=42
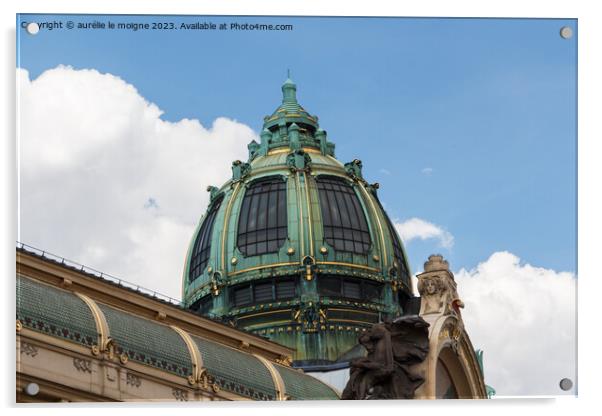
left=418, top=276, right=442, bottom=296
left=417, top=255, right=463, bottom=319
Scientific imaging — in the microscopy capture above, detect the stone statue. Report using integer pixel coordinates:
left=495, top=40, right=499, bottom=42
left=342, top=315, right=430, bottom=400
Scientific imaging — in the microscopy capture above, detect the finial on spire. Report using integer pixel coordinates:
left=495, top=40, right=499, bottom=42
left=282, top=71, right=297, bottom=103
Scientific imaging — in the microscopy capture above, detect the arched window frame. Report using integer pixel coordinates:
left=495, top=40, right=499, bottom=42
left=236, top=176, right=288, bottom=257
left=375, top=197, right=411, bottom=287
left=315, top=175, right=372, bottom=255
left=188, top=194, right=224, bottom=282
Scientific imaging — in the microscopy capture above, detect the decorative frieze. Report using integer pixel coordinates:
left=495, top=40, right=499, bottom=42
left=20, top=342, right=38, bottom=357
left=105, top=367, right=118, bottom=382
left=172, top=388, right=188, bottom=401
left=73, top=358, right=92, bottom=373
left=126, top=373, right=142, bottom=388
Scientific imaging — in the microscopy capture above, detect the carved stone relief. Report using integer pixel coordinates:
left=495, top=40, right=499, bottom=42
left=73, top=358, right=92, bottom=373
left=172, top=388, right=188, bottom=401
left=20, top=342, right=39, bottom=357
left=105, top=366, right=118, bottom=382
left=126, top=373, right=142, bottom=388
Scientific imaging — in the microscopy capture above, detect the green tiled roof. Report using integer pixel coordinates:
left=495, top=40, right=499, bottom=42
left=98, top=303, right=192, bottom=378
left=16, top=275, right=339, bottom=400
left=16, top=275, right=98, bottom=347
left=193, top=334, right=277, bottom=400
left=276, top=364, right=340, bottom=400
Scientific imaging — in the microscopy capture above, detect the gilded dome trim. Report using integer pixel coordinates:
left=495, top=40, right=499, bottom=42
left=316, top=261, right=380, bottom=273
left=302, top=172, right=315, bottom=257
left=221, top=181, right=243, bottom=273
left=268, top=147, right=321, bottom=156
left=357, top=182, right=388, bottom=269
left=227, top=261, right=298, bottom=277
left=294, top=172, right=305, bottom=260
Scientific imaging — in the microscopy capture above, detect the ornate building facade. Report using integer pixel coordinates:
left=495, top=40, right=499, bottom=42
left=16, top=77, right=489, bottom=401
left=16, top=246, right=339, bottom=402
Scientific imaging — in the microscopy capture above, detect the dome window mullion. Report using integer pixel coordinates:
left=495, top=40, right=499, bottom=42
left=316, top=176, right=371, bottom=255
left=237, top=177, right=288, bottom=257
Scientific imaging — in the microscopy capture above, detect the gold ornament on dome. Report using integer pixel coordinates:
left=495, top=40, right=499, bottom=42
left=305, top=265, right=313, bottom=281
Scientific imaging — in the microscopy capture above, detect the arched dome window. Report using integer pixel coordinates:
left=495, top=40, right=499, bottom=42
left=316, top=176, right=371, bottom=254
left=376, top=198, right=410, bottom=285
left=386, top=215, right=409, bottom=275
left=189, top=195, right=224, bottom=282
left=237, top=177, right=288, bottom=257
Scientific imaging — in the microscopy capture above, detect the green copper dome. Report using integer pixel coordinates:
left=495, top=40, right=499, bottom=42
left=182, top=77, right=414, bottom=367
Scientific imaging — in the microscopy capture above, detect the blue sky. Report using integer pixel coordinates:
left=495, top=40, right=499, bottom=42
left=17, top=14, right=576, bottom=274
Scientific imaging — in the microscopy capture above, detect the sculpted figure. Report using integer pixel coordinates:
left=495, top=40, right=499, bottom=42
left=417, top=254, right=465, bottom=318
left=342, top=316, right=429, bottom=400
left=342, top=323, right=394, bottom=399
left=418, top=277, right=444, bottom=314
left=388, top=316, right=430, bottom=398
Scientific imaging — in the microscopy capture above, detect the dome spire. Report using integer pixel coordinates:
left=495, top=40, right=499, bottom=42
left=260, top=73, right=334, bottom=157
left=282, top=70, right=297, bottom=103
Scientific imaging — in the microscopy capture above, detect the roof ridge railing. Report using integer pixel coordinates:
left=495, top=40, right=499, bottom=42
left=16, top=241, right=185, bottom=307
left=16, top=242, right=264, bottom=334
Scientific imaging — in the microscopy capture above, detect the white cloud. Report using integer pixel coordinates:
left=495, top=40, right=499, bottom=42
left=395, top=217, right=454, bottom=249
left=421, top=167, right=433, bottom=175
left=17, top=66, right=253, bottom=300
left=453, top=251, right=576, bottom=396
left=379, top=168, right=391, bottom=176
